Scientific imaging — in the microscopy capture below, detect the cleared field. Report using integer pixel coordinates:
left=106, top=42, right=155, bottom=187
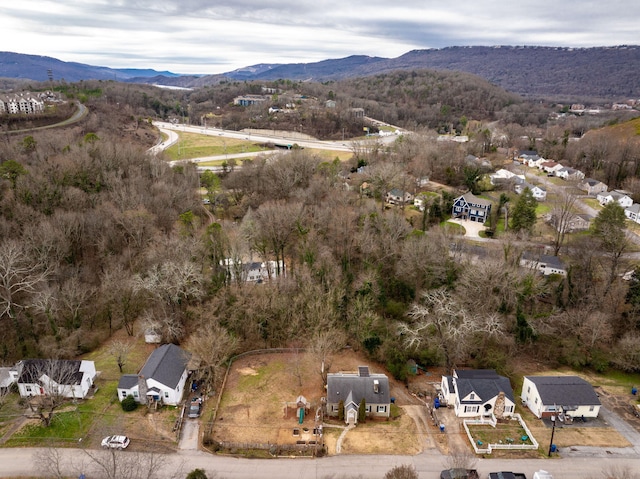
left=164, top=132, right=266, bottom=160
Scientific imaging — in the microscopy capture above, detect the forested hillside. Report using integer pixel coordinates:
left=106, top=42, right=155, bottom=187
left=2, top=80, right=640, bottom=389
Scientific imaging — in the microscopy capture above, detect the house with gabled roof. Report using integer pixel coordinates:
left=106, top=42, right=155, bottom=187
left=117, top=343, right=190, bottom=406
left=385, top=188, right=414, bottom=205
left=451, top=193, right=492, bottom=223
left=15, top=359, right=96, bottom=399
left=514, top=183, right=546, bottom=201
left=520, top=252, right=567, bottom=276
left=440, top=370, right=516, bottom=418
left=578, top=178, right=608, bottom=195
left=555, top=167, right=584, bottom=181
left=549, top=213, right=592, bottom=233
left=597, top=190, right=633, bottom=208
left=521, top=376, right=601, bottom=419
left=625, top=203, right=640, bottom=223
left=326, top=366, right=390, bottom=424
left=539, top=161, right=563, bottom=174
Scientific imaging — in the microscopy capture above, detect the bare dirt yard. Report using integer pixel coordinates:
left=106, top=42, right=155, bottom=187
left=211, top=349, right=424, bottom=455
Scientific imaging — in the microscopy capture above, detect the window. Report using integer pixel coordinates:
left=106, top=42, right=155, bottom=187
left=527, top=386, right=530, bottom=393
left=26, top=386, right=32, bottom=393
left=121, top=391, right=127, bottom=397
left=366, top=406, right=371, bottom=412
left=589, top=405, right=595, bottom=411
left=464, top=405, right=479, bottom=414
left=469, top=393, right=475, bottom=400
left=133, top=391, right=138, bottom=398
left=377, top=405, right=387, bottom=413
left=164, top=391, right=169, bottom=398
left=534, top=398, right=538, bottom=404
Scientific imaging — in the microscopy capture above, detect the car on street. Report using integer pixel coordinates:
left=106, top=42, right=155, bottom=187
left=101, top=435, right=130, bottom=449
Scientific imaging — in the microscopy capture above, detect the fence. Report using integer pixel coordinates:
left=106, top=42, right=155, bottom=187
left=204, top=348, right=307, bottom=440
left=463, top=413, right=539, bottom=454
left=217, top=440, right=321, bottom=454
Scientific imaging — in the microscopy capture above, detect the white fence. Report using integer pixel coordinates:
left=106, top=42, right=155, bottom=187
left=463, top=413, right=539, bottom=454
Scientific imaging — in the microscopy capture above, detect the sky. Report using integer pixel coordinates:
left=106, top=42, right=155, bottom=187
left=2, top=0, right=640, bottom=75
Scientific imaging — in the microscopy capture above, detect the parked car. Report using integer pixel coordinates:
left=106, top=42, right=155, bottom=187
left=488, top=473, right=527, bottom=479
left=440, top=469, right=479, bottom=479
left=101, top=435, right=130, bottom=449
left=533, top=471, right=553, bottom=479
left=188, top=397, right=202, bottom=418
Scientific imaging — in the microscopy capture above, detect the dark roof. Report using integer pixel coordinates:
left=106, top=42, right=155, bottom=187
left=454, top=370, right=515, bottom=404
left=17, top=359, right=83, bottom=386
left=139, top=344, right=190, bottom=389
left=117, top=374, right=138, bottom=390
left=526, top=376, right=601, bottom=407
left=457, top=193, right=491, bottom=208
left=521, top=252, right=565, bottom=270
left=488, top=473, right=526, bottom=479
left=327, top=370, right=390, bottom=406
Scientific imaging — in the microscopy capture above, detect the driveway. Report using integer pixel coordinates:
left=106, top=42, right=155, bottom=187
left=449, top=218, right=487, bottom=238
left=179, top=418, right=200, bottom=450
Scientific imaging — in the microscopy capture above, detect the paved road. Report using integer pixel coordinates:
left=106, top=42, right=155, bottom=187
left=1, top=447, right=639, bottom=478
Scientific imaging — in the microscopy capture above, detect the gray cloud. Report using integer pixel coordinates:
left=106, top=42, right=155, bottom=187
left=1, top=0, right=639, bottom=74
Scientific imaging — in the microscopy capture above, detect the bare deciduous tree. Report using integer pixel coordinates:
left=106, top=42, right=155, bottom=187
left=108, top=340, right=133, bottom=373
left=185, top=311, right=238, bottom=388
left=401, top=288, right=504, bottom=372
left=0, top=240, right=51, bottom=320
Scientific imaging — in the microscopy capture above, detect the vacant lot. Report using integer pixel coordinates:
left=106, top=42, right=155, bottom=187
left=212, top=349, right=422, bottom=455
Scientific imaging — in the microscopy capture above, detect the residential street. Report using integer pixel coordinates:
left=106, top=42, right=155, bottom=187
left=1, top=447, right=640, bottom=478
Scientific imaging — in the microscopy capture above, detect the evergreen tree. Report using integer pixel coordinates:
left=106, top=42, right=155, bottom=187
left=510, top=188, right=537, bottom=233
left=358, top=398, right=367, bottom=423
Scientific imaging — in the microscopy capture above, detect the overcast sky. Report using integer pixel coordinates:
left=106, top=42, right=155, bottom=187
left=2, top=0, right=639, bottom=75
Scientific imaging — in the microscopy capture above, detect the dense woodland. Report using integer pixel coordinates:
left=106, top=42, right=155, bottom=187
left=1, top=75, right=640, bottom=389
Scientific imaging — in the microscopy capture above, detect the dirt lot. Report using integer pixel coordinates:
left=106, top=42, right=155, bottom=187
left=212, top=349, right=423, bottom=454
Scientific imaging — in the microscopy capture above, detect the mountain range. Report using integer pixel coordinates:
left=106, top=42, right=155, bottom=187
left=2, top=46, right=639, bottom=100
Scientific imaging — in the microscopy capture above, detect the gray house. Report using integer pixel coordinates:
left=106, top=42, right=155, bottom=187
left=326, top=366, right=390, bottom=424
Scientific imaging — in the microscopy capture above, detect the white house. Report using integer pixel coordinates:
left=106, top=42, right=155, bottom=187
left=539, top=161, right=563, bottom=174
left=555, top=167, right=585, bottom=181
left=489, top=169, right=525, bottom=186
left=15, top=359, right=96, bottom=399
left=520, top=252, right=567, bottom=276
left=521, top=376, right=601, bottom=420
left=440, top=369, right=516, bottom=418
left=117, top=343, right=190, bottom=406
left=515, top=183, right=547, bottom=201
left=597, top=190, right=633, bottom=208
left=222, top=258, right=285, bottom=283
left=625, top=203, right=640, bottom=223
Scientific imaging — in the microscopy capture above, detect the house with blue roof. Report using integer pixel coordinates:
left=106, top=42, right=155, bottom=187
left=117, top=343, right=190, bottom=406
left=440, top=369, right=516, bottom=418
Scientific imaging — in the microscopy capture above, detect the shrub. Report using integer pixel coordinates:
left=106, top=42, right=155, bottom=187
left=186, top=469, right=208, bottom=479
left=121, top=394, right=138, bottom=412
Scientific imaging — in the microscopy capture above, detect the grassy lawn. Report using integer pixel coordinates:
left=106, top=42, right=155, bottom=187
left=164, top=132, right=266, bottom=161
left=1, top=329, right=179, bottom=451
left=467, top=422, right=532, bottom=446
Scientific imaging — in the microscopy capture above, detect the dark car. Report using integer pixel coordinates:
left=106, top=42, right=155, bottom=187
left=440, top=469, right=479, bottom=479
left=188, top=397, right=202, bottom=418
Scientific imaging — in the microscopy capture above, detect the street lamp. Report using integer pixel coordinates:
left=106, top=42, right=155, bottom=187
left=548, top=415, right=556, bottom=456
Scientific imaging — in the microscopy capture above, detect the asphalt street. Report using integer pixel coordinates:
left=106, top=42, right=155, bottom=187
left=1, top=447, right=640, bottom=478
